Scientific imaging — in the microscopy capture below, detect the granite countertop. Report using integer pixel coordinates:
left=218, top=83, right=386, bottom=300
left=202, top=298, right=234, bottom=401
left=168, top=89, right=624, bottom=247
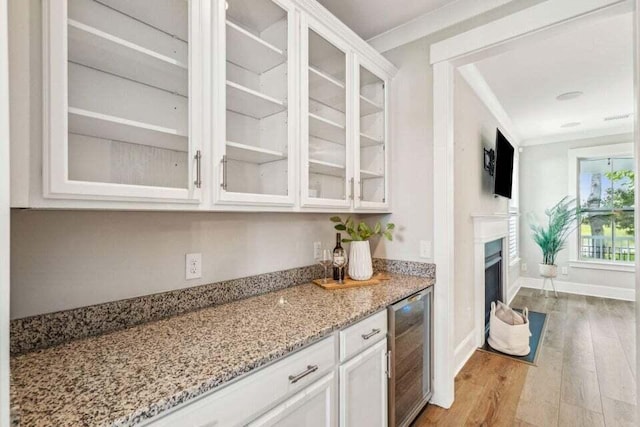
left=10, top=274, right=434, bottom=427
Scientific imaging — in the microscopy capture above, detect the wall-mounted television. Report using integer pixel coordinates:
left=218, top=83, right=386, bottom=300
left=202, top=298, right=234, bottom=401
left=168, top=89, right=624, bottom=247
left=494, top=129, right=514, bottom=199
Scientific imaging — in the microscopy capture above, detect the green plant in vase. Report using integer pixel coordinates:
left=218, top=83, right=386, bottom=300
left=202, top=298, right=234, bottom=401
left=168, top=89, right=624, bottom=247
left=329, top=216, right=395, bottom=281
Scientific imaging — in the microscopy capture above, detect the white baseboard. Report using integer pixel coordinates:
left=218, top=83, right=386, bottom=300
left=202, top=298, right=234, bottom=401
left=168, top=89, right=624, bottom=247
left=506, top=277, right=522, bottom=305
left=454, top=330, right=477, bottom=376
left=519, top=277, right=635, bottom=301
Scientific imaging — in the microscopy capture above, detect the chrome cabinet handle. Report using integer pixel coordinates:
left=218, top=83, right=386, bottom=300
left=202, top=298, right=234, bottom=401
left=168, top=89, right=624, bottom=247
left=349, top=178, right=354, bottom=200
left=194, top=150, right=202, bottom=188
left=361, top=328, right=381, bottom=340
left=288, top=365, right=318, bottom=384
left=220, top=155, right=228, bottom=190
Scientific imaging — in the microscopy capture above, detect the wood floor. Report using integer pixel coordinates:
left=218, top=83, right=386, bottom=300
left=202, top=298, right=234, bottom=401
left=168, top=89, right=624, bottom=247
left=413, top=288, right=637, bottom=426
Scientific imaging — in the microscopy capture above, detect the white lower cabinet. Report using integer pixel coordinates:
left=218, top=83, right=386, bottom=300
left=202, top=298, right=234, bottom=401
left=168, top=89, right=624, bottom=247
left=248, top=373, right=336, bottom=427
left=339, top=340, right=388, bottom=427
left=145, top=312, right=389, bottom=427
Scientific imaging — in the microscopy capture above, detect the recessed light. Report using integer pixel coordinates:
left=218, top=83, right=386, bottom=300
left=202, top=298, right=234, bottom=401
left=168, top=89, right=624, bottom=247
left=561, top=121, right=581, bottom=128
left=556, top=91, right=583, bottom=101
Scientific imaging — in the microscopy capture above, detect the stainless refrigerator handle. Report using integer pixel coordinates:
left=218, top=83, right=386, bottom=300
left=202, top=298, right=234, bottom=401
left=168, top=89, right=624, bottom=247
left=288, top=365, right=318, bottom=384
left=386, top=350, right=392, bottom=379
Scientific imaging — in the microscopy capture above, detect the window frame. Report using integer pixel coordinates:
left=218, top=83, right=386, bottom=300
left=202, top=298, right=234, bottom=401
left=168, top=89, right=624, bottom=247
left=567, top=142, right=635, bottom=271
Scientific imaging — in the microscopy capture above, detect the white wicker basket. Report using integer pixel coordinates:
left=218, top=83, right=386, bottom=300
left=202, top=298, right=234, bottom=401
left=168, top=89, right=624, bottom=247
left=487, top=301, right=531, bottom=356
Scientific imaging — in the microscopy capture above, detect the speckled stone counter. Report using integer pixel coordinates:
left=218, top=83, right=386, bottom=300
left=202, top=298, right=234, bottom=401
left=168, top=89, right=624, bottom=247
left=10, top=274, right=434, bottom=427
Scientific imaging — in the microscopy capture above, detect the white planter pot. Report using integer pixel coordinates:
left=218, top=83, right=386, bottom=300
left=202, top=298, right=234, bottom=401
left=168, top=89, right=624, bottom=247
left=538, top=263, right=558, bottom=278
left=348, top=241, right=373, bottom=281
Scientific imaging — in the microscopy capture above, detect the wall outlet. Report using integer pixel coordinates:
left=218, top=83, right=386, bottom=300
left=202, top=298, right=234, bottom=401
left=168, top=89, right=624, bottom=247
left=313, top=241, right=322, bottom=259
left=521, top=263, right=528, bottom=272
left=561, top=266, right=568, bottom=275
left=419, top=240, right=431, bottom=259
left=185, top=253, right=202, bottom=280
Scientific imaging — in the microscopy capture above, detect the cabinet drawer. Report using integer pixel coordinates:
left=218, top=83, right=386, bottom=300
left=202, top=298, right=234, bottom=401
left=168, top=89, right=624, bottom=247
left=339, top=310, right=387, bottom=362
left=146, top=336, right=336, bottom=427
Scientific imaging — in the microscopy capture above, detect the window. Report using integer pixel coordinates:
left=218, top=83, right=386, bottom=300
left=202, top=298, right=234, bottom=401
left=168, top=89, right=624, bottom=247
left=578, top=156, right=635, bottom=263
left=508, top=150, right=519, bottom=263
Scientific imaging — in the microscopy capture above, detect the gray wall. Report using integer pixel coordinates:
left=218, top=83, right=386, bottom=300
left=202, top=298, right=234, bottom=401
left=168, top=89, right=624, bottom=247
left=453, top=71, right=511, bottom=345
left=519, top=133, right=635, bottom=291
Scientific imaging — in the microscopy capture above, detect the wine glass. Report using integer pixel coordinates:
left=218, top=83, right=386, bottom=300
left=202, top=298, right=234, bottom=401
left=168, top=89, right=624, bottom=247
left=333, top=250, right=347, bottom=285
left=317, top=249, right=333, bottom=284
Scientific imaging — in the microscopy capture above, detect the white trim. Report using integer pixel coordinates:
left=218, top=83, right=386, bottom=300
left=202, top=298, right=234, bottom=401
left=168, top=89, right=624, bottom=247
left=453, top=331, right=477, bottom=377
left=567, top=142, right=634, bottom=264
left=431, top=60, right=455, bottom=409
left=431, top=0, right=634, bottom=411
left=0, top=0, right=10, bottom=424
left=522, top=124, right=633, bottom=147
left=367, top=0, right=517, bottom=53
left=457, top=64, right=521, bottom=146
left=506, top=277, right=522, bottom=305
left=520, top=277, right=635, bottom=301
left=569, top=260, right=635, bottom=272
left=430, top=0, right=630, bottom=65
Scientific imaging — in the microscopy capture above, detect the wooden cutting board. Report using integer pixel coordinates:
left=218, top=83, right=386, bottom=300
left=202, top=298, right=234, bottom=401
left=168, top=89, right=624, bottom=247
left=313, top=272, right=391, bottom=290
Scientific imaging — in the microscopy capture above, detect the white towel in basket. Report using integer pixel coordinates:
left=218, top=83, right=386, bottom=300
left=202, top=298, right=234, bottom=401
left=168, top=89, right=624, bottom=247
left=487, top=301, right=531, bottom=356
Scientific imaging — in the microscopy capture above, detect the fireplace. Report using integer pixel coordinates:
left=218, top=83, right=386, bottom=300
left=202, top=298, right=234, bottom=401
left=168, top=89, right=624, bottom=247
left=473, top=214, right=509, bottom=347
left=484, top=239, right=503, bottom=336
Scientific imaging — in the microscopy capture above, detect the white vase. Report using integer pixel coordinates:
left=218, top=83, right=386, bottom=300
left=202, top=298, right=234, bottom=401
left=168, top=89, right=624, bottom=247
left=348, top=241, right=373, bottom=281
left=538, top=263, right=558, bottom=278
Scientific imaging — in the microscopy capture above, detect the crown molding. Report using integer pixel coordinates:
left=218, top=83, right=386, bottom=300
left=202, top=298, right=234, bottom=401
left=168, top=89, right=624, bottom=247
left=367, top=0, right=517, bottom=53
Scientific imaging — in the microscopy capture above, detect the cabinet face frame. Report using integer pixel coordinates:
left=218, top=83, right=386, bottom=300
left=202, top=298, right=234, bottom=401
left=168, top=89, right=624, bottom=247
left=42, top=0, right=206, bottom=203
left=299, top=13, right=354, bottom=209
left=211, top=0, right=298, bottom=207
left=353, top=55, right=390, bottom=211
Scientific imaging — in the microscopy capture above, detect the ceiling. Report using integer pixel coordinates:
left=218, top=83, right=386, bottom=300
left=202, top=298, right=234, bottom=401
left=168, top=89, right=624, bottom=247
left=473, top=12, right=634, bottom=145
left=317, top=0, right=457, bottom=40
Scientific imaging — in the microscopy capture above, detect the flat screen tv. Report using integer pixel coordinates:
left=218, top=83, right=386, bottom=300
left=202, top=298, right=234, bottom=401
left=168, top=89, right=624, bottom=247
left=494, top=129, right=514, bottom=199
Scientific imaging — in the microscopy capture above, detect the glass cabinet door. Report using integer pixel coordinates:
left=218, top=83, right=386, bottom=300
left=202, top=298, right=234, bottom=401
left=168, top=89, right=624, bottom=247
left=217, top=0, right=294, bottom=205
left=302, top=20, right=351, bottom=207
left=49, top=0, right=202, bottom=202
left=356, top=63, right=388, bottom=208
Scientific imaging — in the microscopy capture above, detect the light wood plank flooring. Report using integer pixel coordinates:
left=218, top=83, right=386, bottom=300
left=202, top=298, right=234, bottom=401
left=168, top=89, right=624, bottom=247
left=414, top=288, right=637, bottom=426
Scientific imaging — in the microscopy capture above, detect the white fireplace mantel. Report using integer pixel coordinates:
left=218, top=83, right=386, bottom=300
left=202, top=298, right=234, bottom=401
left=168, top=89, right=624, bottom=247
left=472, top=213, right=509, bottom=348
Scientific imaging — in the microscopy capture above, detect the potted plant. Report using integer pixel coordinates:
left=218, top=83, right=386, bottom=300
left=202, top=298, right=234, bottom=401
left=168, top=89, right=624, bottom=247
left=330, top=216, right=395, bottom=280
left=528, top=197, right=578, bottom=278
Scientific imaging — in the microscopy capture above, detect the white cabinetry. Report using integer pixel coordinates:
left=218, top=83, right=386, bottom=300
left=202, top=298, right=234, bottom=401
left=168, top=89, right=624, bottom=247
left=14, top=0, right=396, bottom=210
left=248, top=373, right=336, bottom=427
left=339, top=340, right=388, bottom=427
left=42, top=0, right=207, bottom=204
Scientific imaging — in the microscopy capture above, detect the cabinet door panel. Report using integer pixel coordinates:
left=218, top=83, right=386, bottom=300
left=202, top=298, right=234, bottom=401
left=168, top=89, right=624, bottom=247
left=301, top=16, right=352, bottom=209
left=339, top=339, right=387, bottom=427
left=214, top=0, right=296, bottom=206
left=248, top=373, right=335, bottom=427
left=44, top=0, right=205, bottom=203
left=355, top=59, right=389, bottom=210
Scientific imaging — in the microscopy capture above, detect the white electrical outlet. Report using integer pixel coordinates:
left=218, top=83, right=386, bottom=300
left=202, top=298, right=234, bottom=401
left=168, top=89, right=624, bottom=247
left=185, top=253, right=202, bottom=280
left=313, top=241, right=322, bottom=259
left=419, top=240, right=431, bottom=259
left=561, top=266, right=568, bottom=275
left=521, top=263, right=528, bottom=272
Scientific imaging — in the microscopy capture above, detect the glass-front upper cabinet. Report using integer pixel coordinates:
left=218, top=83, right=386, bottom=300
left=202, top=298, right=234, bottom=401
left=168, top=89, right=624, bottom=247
left=356, top=60, right=388, bottom=209
left=44, top=0, right=206, bottom=203
left=301, top=17, right=352, bottom=208
left=214, top=0, right=296, bottom=206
